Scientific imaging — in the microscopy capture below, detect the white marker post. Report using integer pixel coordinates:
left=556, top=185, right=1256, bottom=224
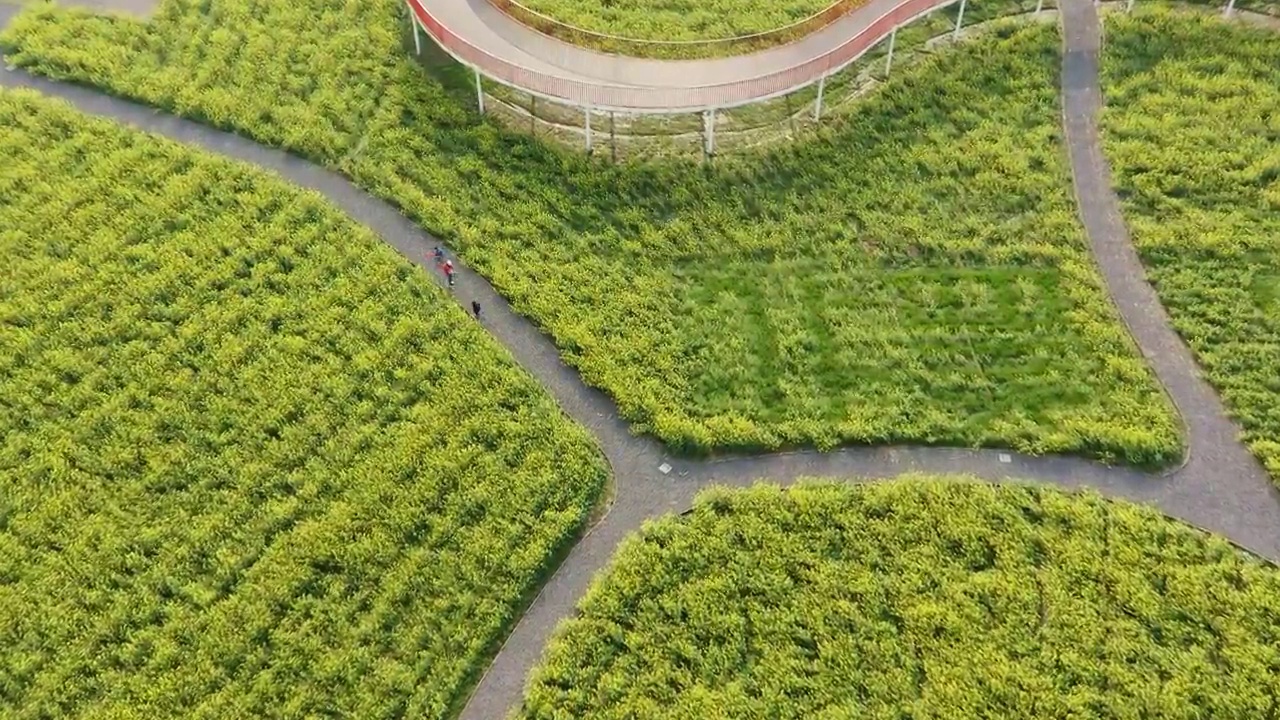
left=703, top=109, right=716, bottom=157
left=1126, top=0, right=1135, bottom=11
left=1035, top=0, right=1044, bottom=15
left=1224, top=0, right=1236, bottom=15
left=474, top=69, right=485, bottom=114
left=885, top=27, right=897, bottom=76
left=954, top=0, right=967, bottom=39
left=814, top=75, right=826, bottom=122
left=412, top=16, right=421, bottom=55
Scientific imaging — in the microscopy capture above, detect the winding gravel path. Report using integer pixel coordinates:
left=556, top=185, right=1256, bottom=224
left=3, top=0, right=1280, bottom=716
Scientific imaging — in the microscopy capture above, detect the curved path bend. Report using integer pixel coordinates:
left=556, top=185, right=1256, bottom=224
left=408, top=0, right=962, bottom=111
left=3, top=0, right=1280, bottom=716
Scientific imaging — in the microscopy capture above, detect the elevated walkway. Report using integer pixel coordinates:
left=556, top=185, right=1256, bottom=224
left=407, top=0, right=967, bottom=113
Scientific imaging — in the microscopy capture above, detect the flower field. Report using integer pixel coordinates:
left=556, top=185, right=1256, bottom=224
left=520, top=479, right=1280, bottom=718
left=1100, top=10, right=1280, bottom=482
left=1, top=7, right=1180, bottom=462
left=515, top=0, right=835, bottom=42
left=0, top=88, right=607, bottom=719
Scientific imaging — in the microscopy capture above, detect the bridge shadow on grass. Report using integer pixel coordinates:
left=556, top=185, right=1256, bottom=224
left=401, top=17, right=483, bottom=111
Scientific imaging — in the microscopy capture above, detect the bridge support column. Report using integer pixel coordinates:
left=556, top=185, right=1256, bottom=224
left=412, top=17, right=421, bottom=55
left=585, top=103, right=593, bottom=153
left=703, top=109, right=716, bottom=158
left=885, top=27, right=897, bottom=76
left=813, top=75, right=825, bottom=122
left=1224, top=0, right=1236, bottom=14
left=1126, top=0, right=1135, bottom=11
left=954, top=0, right=967, bottom=39
left=474, top=69, right=485, bottom=114
left=1035, top=0, right=1044, bottom=15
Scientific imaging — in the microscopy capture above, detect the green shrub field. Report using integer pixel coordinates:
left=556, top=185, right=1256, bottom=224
left=515, top=0, right=835, bottom=42
left=0, top=87, right=606, bottom=719
left=1100, top=11, right=1280, bottom=481
left=1, top=8, right=1180, bottom=462
left=521, top=479, right=1280, bottom=719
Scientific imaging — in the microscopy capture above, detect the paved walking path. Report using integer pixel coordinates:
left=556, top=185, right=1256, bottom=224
left=3, top=0, right=1280, bottom=716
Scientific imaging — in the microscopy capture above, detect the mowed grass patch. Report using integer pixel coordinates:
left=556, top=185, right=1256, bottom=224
left=677, top=266, right=1098, bottom=449
left=520, top=479, right=1280, bottom=719
left=1100, top=10, right=1280, bottom=480
left=0, top=88, right=606, bottom=720
left=2, top=9, right=1181, bottom=462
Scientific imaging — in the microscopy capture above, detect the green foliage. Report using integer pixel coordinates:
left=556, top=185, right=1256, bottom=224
left=499, top=0, right=874, bottom=59
left=0, top=87, right=606, bottom=720
left=0, top=0, right=401, bottom=159
left=515, top=0, right=837, bottom=41
left=521, top=478, right=1280, bottom=719
left=1, top=6, right=1181, bottom=463
left=1100, top=10, right=1280, bottom=481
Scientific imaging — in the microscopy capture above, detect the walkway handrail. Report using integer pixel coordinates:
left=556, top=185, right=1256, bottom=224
left=487, top=0, right=871, bottom=59
left=407, top=0, right=955, bottom=112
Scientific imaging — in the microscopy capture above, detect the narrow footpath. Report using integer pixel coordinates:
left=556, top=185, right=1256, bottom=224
left=2, top=1, right=1279, bottom=716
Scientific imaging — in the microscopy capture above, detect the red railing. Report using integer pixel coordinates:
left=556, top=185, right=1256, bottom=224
left=406, top=0, right=952, bottom=111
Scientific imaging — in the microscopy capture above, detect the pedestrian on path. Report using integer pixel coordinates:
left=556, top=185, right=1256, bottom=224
left=443, top=260, right=454, bottom=287
left=471, top=300, right=482, bottom=319
left=432, top=246, right=444, bottom=265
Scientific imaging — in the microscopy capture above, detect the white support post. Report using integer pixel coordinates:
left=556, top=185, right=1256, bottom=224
left=1224, top=0, right=1236, bottom=14
left=885, top=27, right=897, bottom=76
left=412, top=16, right=421, bottom=55
left=474, top=69, right=485, bottom=114
left=1035, top=0, right=1044, bottom=15
left=585, top=103, right=593, bottom=153
left=703, top=109, right=716, bottom=157
left=1126, top=0, right=1134, bottom=11
left=954, top=0, right=967, bottom=39
left=813, top=75, right=826, bottom=122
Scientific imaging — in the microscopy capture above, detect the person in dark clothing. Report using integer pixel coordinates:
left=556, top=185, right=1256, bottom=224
left=471, top=301, right=482, bottom=319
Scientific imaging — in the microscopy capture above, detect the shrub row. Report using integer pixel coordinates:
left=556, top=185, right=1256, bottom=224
left=0, top=87, right=606, bottom=719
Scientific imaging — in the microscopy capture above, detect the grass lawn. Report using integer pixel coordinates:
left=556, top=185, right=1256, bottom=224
left=0, top=87, right=606, bottom=720
left=1100, top=10, right=1280, bottom=481
left=520, top=479, right=1280, bottom=718
left=1, top=4, right=1179, bottom=464
left=514, top=0, right=838, bottom=42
